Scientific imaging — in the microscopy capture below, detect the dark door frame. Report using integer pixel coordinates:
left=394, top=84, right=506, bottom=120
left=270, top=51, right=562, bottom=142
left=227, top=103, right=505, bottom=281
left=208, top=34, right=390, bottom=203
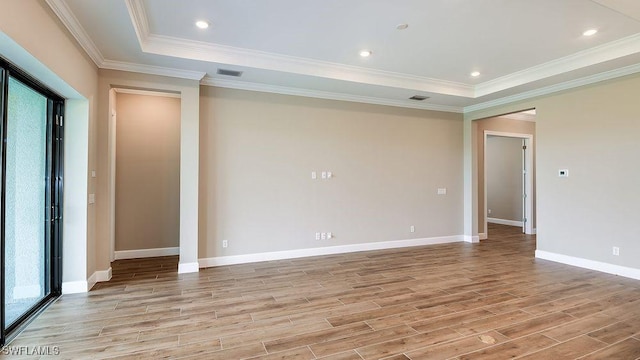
left=0, top=57, right=63, bottom=347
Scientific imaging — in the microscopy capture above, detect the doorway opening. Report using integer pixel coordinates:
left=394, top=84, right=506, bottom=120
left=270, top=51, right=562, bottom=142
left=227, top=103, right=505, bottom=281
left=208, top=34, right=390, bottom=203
left=475, top=110, right=536, bottom=240
left=485, top=133, right=533, bottom=235
left=108, top=88, right=181, bottom=263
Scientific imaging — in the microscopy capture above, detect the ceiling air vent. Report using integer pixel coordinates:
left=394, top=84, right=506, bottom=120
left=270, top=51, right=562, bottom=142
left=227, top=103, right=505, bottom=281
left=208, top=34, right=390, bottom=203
left=217, top=68, right=243, bottom=77
left=409, top=95, right=429, bottom=101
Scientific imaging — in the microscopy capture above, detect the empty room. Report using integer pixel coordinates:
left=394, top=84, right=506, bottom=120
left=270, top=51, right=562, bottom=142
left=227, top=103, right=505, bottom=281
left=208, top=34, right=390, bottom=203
left=1, top=0, right=640, bottom=359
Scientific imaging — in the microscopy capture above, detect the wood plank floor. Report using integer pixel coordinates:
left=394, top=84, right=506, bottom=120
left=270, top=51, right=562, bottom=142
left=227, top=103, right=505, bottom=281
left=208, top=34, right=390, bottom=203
left=9, top=224, right=640, bottom=359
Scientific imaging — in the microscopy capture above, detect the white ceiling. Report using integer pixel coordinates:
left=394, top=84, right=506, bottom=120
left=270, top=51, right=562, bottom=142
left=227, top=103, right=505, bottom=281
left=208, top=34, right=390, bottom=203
left=47, top=0, right=640, bottom=112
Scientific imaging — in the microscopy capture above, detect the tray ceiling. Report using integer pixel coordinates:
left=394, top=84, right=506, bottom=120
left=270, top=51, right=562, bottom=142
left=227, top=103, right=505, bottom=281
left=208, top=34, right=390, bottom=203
left=47, top=0, right=640, bottom=112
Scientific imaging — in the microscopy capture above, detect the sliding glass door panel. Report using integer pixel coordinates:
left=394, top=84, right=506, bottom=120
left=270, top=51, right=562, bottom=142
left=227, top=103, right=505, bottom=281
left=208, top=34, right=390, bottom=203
left=3, top=77, right=49, bottom=328
left=0, top=57, right=62, bottom=347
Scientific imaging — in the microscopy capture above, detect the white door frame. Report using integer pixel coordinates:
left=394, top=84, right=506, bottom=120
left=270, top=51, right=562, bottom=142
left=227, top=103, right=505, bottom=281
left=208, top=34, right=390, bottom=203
left=109, top=89, right=116, bottom=262
left=108, top=88, right=182, bottom=263
left=483, top=131, right=534, bottom=237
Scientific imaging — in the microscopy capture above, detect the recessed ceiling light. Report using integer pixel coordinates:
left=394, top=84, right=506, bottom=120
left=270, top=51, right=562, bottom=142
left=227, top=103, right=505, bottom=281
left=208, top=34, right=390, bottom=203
left=396, top=24, right=409, bottom=30
left=583, top=29, right=598, bottom=36
left=359, top=50, right=372, bottom=57
left=471, top=71, right=481, bottom=77
left=195, top=20, right=210, bottom=29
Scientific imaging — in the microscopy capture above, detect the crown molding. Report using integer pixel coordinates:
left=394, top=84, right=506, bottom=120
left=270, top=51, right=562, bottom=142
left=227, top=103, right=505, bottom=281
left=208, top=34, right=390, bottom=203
left=498, top=113, right=536, bottom=122
left=101, top=60, right=206, bottom=81
left=475, top=33, right=640, bottom=97
left=124, top=0, right=150, bottom=47
left=47, top=0, right=640, bottom=114
left=125, top=0, right=473, bottom=98
left=465, top=61, right=640, bottom=113
left=46, top=0, right=205, bottom=81
left=113, top=88, right=181, bottom=98
left=142, top=34, right=474, bottom=98
left=127, top=0, right=640, bottom=102
left=201, top=77, right=463, bottom=113
left=45, top=0, right=104, bottom=66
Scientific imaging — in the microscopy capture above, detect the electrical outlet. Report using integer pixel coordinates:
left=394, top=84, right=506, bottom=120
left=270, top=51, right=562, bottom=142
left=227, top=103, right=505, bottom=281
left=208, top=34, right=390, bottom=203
left=410, top=225, right=415, bottom=233
left=327, top=232, right=332, bottom=239
left=222, top=240, right=228, bottom=248
left=488, top=209, right=492, bottom=215
left=315, top=232, right=321, bottom=240
left=321, top=232, right=327, bottom=240
left=613, top=246, right=620, bottom=256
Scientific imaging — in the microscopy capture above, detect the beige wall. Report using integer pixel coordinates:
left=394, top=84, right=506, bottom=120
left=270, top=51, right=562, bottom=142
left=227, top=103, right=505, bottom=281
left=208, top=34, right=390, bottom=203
left=115, top=93, right=180, bottom=251
left=0, top=1, right=97, bottom=97
left=486, top=136, right=523, bottom=222
left=0, top=0, right=99, bottom=286
left=199, top=87, right=464, bottom=258
left=6, top=0, right=640, bottom=284
left=467, top=73, right=640, bottom=271
left=475, top=117, right=536, bottom=234
left=534, top=75, right=640, bottom=269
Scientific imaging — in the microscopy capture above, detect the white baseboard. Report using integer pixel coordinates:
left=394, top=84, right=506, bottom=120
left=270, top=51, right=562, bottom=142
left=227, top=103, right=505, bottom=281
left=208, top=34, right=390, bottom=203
left=199, top=235, right=463, bottom=268
left=488, top=218, right=523, bottom=227
left=87, top=271, right=97, bottom=291
left=535, top=250, right=640, bottom=281
left=178, top=262, right=199, bottom=274
left=96, top=267, right=113, bottom=282
left=463, top=235, right=480, bottom=243
left=114, top=247, right=179, bottom=260
left=62, top=280, right=88, bottom=294
left=87, top=267, right=112, bottom=290
left=63, top=267, right=112, bottom=294
left=479, top=233, right=488, bottom=240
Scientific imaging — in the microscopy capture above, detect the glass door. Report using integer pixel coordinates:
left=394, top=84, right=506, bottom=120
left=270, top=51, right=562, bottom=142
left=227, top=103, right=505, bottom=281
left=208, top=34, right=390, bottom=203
left=0, top=59, right=63, bottom=346
left=4, top=76, right=49, bottom=328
